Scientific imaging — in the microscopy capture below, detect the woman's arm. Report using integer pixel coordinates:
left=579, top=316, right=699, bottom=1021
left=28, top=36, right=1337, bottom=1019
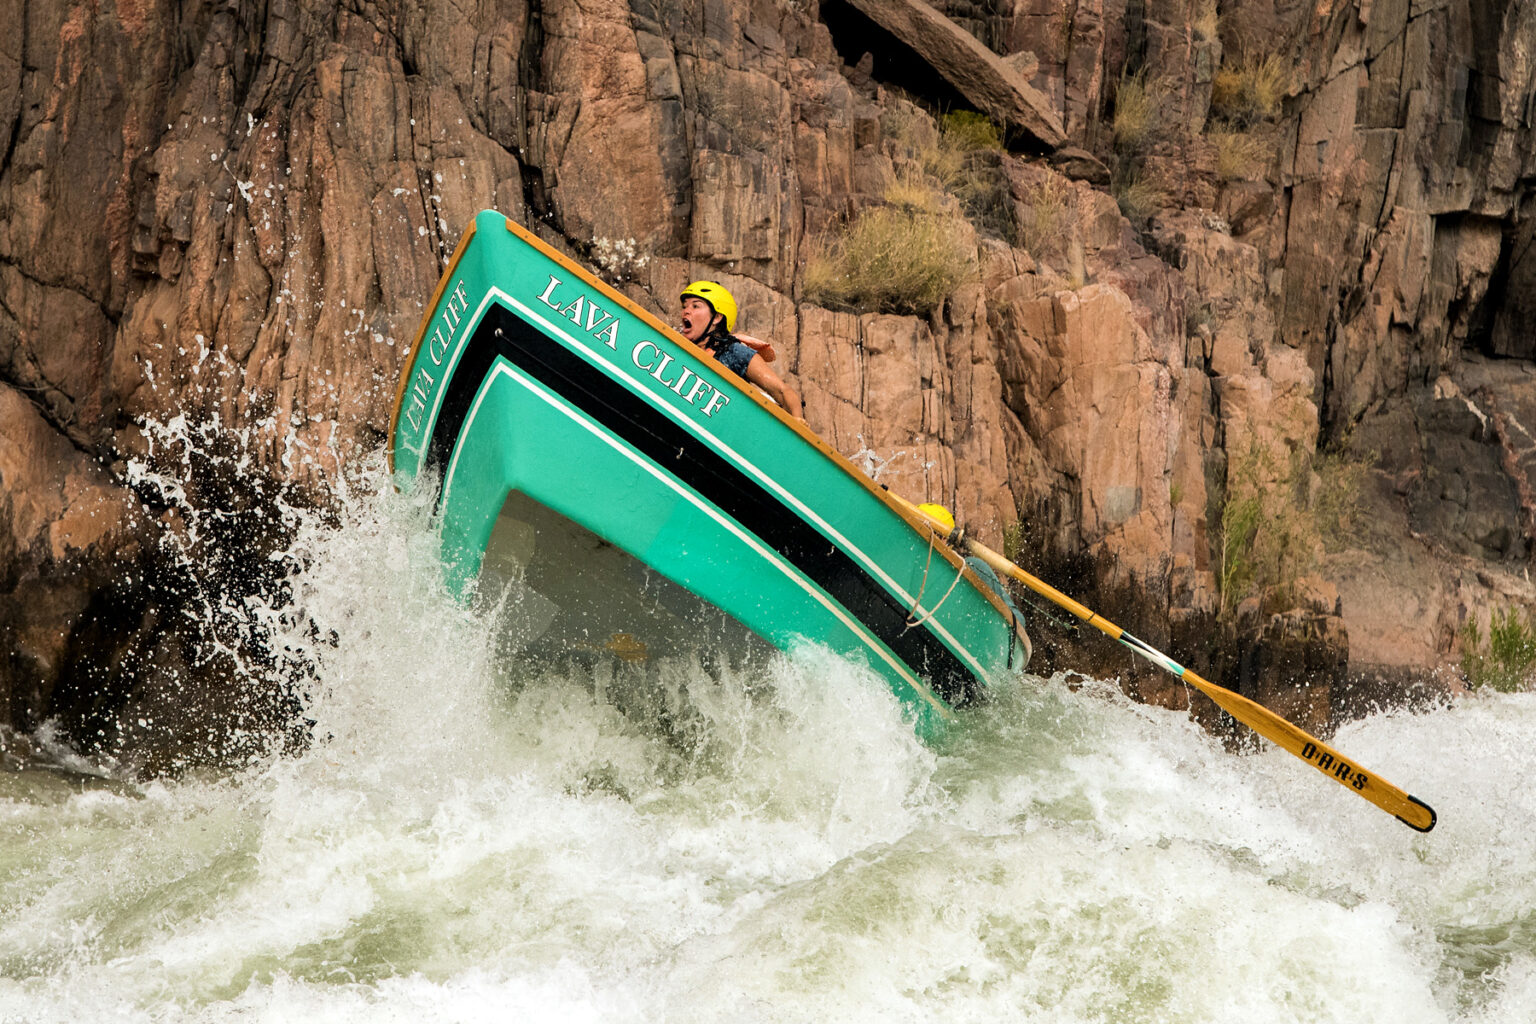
left=744, top=354, right=802, bottom=418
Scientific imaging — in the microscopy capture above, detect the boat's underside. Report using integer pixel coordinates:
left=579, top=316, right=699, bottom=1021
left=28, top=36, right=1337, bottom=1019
left=480, top=489, right=774, bottom=673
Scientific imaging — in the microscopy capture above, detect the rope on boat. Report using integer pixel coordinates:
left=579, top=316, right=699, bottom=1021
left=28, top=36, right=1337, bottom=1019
left=907, top=529, right=936, bottom=611
left=905, top=529, right=967, bottom=631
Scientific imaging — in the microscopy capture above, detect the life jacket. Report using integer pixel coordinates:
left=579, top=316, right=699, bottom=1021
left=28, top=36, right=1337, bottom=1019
left=700, top=325, right=770, bottom=364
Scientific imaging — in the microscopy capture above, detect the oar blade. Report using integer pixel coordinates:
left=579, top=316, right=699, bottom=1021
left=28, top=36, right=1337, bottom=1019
left=1181, top=670, right=1436, bottom=832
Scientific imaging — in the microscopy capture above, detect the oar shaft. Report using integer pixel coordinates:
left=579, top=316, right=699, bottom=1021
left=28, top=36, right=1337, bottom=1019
left=962, top=538, right=1436, bottom=833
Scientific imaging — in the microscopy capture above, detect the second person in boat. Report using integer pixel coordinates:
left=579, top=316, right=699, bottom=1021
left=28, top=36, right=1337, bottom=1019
left=678, top=281, right=803, bottom=419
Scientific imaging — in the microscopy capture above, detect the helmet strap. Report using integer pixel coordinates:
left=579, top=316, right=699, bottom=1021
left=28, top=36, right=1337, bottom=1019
left=705, top=318, right=733, bottom=345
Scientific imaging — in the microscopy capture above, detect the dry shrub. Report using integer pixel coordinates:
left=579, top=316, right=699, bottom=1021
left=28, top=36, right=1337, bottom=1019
left=884, top=169, right=947, bottom=214
left=879, top=107, right=1014, bottom=244
left=800, top=239, right=843, bottom=308
left=1018, top=176, right=1073, bottom=258
left=1193, top=0, right=1219, bottom=42
left=1112, top=171, right=1168, bottom=225
left=884, top=110, right=1012, bottom=243
left=921, top=142, right=965, bottom=192
left=1113, top=71, right=1173, bottom=153
left=1210, top=128, right=1271, bottom=181
left=880, top=103, right=932, bottom=147
left=952, top=155, right=1016, bottom=243
left=1312, top=449, right=1368, bottom=551
left=1211, top=54, right=1290, bottom=126
left=882, top=104, right=944, bottom=183
left=803, top=204, right=971, bottom=316
left=913, top=110, right=1002, bottom=192
left=934, top=113, right=1014, bottom=242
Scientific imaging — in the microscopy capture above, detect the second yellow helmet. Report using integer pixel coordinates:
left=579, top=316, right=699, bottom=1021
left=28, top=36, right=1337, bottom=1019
left=916, top=503, right=956, bottom=532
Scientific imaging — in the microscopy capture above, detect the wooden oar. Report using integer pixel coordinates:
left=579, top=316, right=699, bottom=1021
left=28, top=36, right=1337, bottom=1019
left=952, top=527, right=1437, bottom=833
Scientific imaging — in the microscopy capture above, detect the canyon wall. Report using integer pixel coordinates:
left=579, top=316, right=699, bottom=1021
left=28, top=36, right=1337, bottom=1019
left=2, top=0, right=1533, bottom=764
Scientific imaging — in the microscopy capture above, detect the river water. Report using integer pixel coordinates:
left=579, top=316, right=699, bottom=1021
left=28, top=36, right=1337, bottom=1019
left=1, top=456, right=1532, bottom=1023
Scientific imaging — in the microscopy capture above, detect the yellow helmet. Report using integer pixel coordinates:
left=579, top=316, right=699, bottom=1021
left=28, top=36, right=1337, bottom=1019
left=916, top=503, right=956, bottom=532
left=680, top=280, right=738, bottom=332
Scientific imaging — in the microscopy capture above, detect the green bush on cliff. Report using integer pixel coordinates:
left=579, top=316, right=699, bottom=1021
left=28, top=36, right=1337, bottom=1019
left=1218, top=446, right=1271, bottom=617
left=938, top=111, right=1003, bottom=152
left=1002, top=519, right=1027, bottom=564
left=1461, top=608, right=1536, bottom=692
left=1216, top=443, right=1366, bottom=620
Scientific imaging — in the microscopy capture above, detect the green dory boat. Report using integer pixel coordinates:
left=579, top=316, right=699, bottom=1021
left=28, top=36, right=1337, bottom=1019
left=388, top=210, right=1030, bottom=737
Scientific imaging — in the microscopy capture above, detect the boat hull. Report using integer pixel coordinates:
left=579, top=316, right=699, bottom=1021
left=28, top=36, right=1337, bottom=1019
left=390, top=211, right=1029, bottom=736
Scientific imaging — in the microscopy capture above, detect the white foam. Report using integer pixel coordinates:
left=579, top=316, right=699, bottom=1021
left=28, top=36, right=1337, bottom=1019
left=2, top=447, right=1534, bottom=1023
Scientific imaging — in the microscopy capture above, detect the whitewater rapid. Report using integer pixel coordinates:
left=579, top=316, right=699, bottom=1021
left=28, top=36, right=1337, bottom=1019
left=1, top=459, right=1532, bottom=1023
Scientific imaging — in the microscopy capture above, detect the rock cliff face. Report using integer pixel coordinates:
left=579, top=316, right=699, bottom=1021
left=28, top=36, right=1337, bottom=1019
left=2, top=0, right=1533, bottom=764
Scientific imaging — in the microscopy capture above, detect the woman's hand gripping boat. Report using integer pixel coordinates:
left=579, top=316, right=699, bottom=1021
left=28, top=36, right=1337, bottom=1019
left=388, top=210, right=1031, bottom=738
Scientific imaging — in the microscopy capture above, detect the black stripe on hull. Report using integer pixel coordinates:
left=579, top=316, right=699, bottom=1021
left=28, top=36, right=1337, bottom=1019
left=426, top=302, right=985, bottom=707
